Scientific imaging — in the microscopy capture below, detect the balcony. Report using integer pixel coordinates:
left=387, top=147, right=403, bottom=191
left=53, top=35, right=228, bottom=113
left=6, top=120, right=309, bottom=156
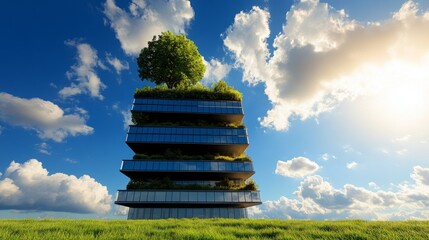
left=115, top=190, right=262, bottom=208
left=132, top=98, right=244, bottom=123
left=126, top=126, right=249, bottom=156
left=120, top=160, right=255, bottom=180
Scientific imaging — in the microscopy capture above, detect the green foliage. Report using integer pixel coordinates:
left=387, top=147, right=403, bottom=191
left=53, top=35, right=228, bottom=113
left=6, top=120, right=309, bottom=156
left=137, top=31, right=205, bottom=88
left=132, top=151, right=252, bottom=162
left=134, top=81, right=242, bottom=101
left=1, top=219, right=429, bottom=240
left=132, top=112, right=244, bottom=128
left=127, top=178, right=257, bottom=191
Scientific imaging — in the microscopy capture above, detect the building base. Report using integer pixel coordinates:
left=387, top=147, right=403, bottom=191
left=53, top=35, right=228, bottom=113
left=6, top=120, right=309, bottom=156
left=128, top=207, right=248, bottom=219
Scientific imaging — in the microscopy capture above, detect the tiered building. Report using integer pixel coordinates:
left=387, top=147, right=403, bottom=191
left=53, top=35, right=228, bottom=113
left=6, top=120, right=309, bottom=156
left=115, top=96, right=261, bottom=219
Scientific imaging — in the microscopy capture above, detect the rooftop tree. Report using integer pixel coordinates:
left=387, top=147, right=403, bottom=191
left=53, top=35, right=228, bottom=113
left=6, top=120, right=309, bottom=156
left=137, top=31, right=206, bottom=88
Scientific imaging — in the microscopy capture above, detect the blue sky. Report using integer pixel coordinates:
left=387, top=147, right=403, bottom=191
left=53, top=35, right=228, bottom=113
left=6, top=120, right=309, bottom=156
left=1, top=0, right=429, bottom=220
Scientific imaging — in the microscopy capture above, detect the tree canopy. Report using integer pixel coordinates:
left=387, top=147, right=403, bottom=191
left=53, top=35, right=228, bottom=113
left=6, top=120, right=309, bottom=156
left=137, top=31, right=206, bottom=89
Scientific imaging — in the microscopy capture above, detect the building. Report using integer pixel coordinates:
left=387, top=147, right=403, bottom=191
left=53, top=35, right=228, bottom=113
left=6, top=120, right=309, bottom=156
left=115, top=96, right=261, bottom=219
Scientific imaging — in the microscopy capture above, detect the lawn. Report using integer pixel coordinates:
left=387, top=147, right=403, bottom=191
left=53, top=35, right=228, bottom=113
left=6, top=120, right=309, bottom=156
left=1, top=219, right=428, bottom=240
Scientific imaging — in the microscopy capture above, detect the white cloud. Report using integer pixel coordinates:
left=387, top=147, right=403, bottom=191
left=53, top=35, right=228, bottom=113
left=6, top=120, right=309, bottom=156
left=201, top=57, right=231, bottom=86
left=106, top=53, right=129, bottom=74
left=251, top=166, right=429, bottom=220
left=103, top=0, right=194, bottom=56
left=0, top=125, right=3, bottom=135
left=121, top=110, right=132, bottom=130
left=0, top=92, right=93, bottom=142
left=59, top=41, right=106, bottom=100
left=224, top=0, right=429, bottom=131
left=115, top=205, right=129, bottom=216
left=224, top=6, right=271, bottom=86
left=396, top=148, right=408, bottom=155
left=0, top=159, right=112, bottom=213
left=393, top=135, right=410, bottom=143
left=321, top=153, right=329, bottom=161
left=36, top=142, right=51, bottom=155
left=346, top=161, right=357, bottom=169
left=275, top=157, right=320, bottom=178
left=368, top=182, right=379, bottom=189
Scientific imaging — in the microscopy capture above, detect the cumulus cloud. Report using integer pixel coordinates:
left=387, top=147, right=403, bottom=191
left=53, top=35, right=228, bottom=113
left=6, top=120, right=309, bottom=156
left=0, top=159, right=112, bottom=213
left=250, top=166, right=429, bottom=220
left=60, top=40, right=106, bottom=100
left=224, top=0, right=429, bottom=131
left=346, top=161, right=357, bottom=169
left=201, top=58, right=231, bottom=86
left=0, top=92, right=93, bottom=142
left=275, top=157, right=320, bottom=178
left=106, top=53, right=129, bottom=74
left=103, top=0, right=194, bottom=56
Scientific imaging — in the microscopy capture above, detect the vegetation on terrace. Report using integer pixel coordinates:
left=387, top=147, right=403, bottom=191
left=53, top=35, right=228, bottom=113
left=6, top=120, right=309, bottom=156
left=134, top=80, right=242, bottom=101
left=127, top=178, right=257, bottom=191
left=132, top=113, right=244, bottom=128
left=133, top=150, right=252, bottom=162
left=1, top=219, right=429, bottom=240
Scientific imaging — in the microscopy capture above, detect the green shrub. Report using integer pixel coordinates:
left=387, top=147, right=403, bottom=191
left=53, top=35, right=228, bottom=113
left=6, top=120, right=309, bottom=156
left=131, top=112, right=245, bottom=128
left=132, top=151, right=252, bottom=162
left=134, top=81, right=242, bottom=101
left=127, top=178, right=258, bottom=191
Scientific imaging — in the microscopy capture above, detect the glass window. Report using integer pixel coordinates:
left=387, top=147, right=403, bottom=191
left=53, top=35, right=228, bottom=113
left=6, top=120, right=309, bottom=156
left=143, top=208, right=151, bottom=219
left=140, top=191, right=148, bottom=201
left=186, top=208, right=193, bottom=218
left=170, top=208, right=178, bottom=218
left=161, top=208, right=169, bottom=219
left=155, top=191, right=166, bottom=201
left=153, top=161, right=160, bottom=170
left=251, top=192, right=260, bottom=202
left=172, top=192, right=180, bottom=201
left=178, top=208, right=186, bottom=218
left=134, top=161, right=141, bottom=170
left=225, top=162, right=232, bottom=171
left=147, top=191, right=155, bottom=201
left=212, top=208, right=220, bottom=218
left=215, top=192, right=224, bottom=202
left=189, top=192, right=197, bottom=201
left=165, top=192, right=172, bottom=202
left=220, top=208, right=228, bottom=218
left=218, top=162, right=226, bottom=171
left=207, top=192, right=215, bottom=202
left=188, top=162, right=196, bottom=171
left=126, top=191, right=134, bottom=201
left=231, top=192, right=239, bottom=202
left=117, top=191, right=126, bottom=201
left=153, top=208, right=161, bottom=219
left=196, top=162, right=204, bottom=171
left=245, top=192, right=252, bottom=202
left=159, top=161, right=167, bottom=170
left=197, top=192, right=206, bottom=202
left=239, top=192, right=245, bottom=202
left=122, top=161, right=134, bottom=170
left=146, top=161, right=153, bottom=170
left=180, top=192, right=188, bottom=201
left=224, top=192, right=232, bottom=202
left=133, top=192, right=141, bottom=201
left=203, top=162, right=210, bottom=171
left=210, top=162, right=218, bottom=171
left=232, top=162, right=239, bottom=171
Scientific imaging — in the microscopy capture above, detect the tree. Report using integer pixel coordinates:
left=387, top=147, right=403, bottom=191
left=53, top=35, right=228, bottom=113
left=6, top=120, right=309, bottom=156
left=137, top=31, right=206, bottom=89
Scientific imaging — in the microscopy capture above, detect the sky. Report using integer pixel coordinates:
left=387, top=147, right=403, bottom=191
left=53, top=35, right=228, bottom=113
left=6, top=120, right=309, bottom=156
left=1, top=0, right=429, bottom=220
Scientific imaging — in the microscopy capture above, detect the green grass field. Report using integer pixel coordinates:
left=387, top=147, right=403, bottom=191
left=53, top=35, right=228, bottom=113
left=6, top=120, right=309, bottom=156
left=1, top=219, right=428, bottom=240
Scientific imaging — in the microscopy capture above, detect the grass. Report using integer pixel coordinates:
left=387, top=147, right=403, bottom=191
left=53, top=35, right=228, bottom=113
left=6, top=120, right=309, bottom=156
left=1, top=219, right=429, bottom=240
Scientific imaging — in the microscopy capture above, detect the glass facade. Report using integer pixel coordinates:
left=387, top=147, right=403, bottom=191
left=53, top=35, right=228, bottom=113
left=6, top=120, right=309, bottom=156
left=133, top=98, right=243, bottom=115
left=128, top=207, right=248, bottom=219
left=121, top=160, right=254, bottom=172
left=126, top=126, right=248, bottom=145
left=116, top=97, right=261, bottom=219
left=116, top=190, right=261, bottom=204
